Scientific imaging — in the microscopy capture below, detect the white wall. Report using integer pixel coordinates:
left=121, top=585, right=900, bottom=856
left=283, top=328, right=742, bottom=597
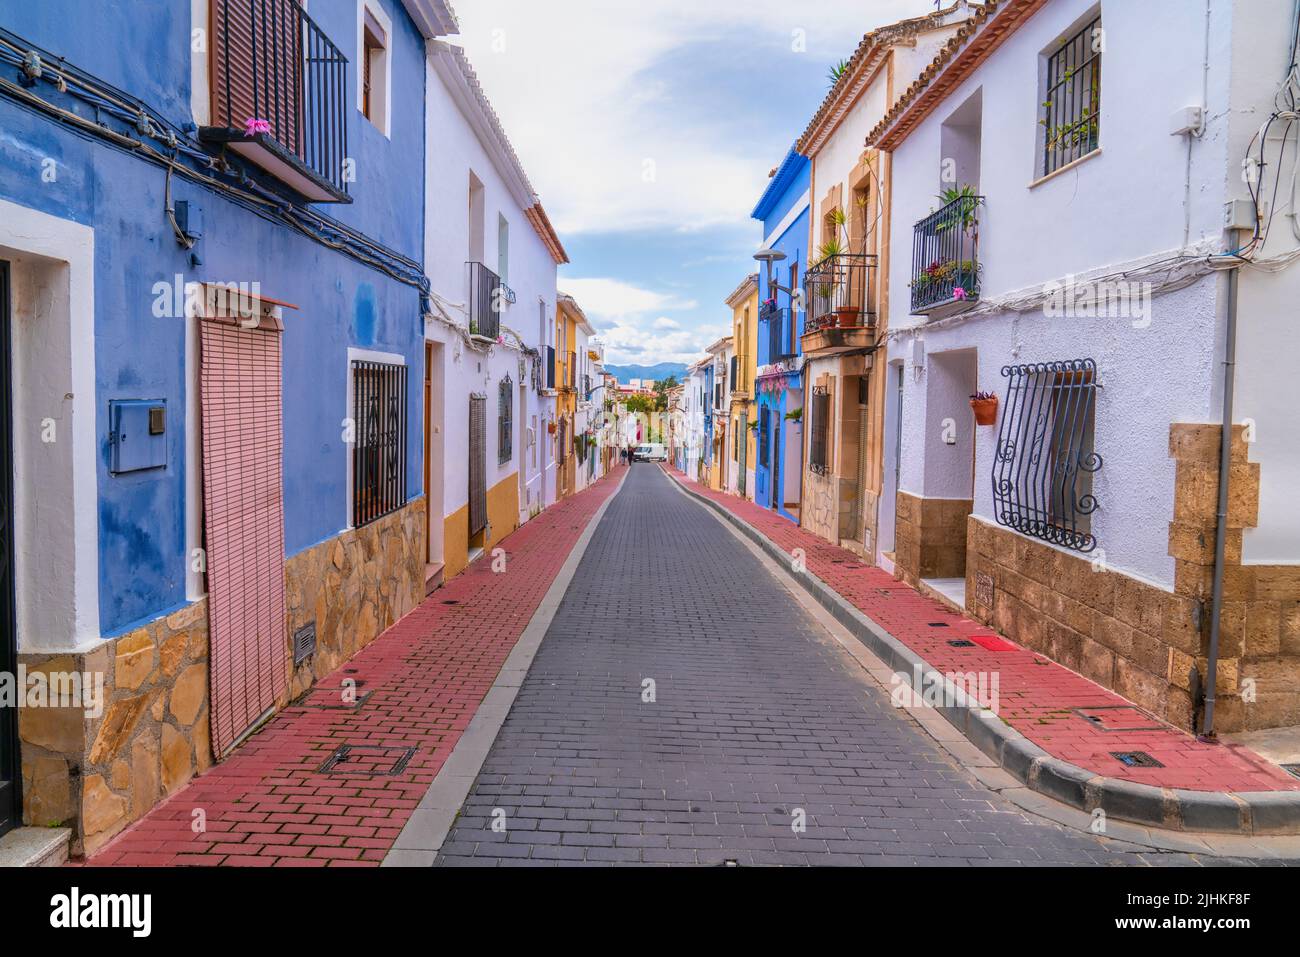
left=423, top=47, right=559, bottom=536
left=1226, top=0, right=1300, bottom=564
left=881, top=0, right=1251, bottom=588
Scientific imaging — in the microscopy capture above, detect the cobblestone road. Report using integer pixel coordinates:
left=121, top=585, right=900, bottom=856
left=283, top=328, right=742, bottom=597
left=436, top=464, right=1247, bottom=866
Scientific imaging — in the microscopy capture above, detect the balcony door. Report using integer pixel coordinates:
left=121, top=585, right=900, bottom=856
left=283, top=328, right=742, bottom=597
left=0, top=261, right=19, bottom=838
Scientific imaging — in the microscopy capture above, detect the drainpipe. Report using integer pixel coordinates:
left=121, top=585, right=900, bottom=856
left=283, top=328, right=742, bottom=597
left=1202, top=233, right=1241, bottom=740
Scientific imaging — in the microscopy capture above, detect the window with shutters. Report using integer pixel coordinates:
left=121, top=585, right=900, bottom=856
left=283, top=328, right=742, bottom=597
left=498, top=375, right=513, bottom=464
left=352, top=360, right=408, bottom=527
left=809, top=385, right=831, bottom=475
left=358, top=2, right=392, bottom=135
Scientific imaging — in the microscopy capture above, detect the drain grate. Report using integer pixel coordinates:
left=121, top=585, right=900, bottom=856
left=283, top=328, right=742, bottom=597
left=927, top=622, right=950, bottom=628
left=948, top=639, right=976, bottom=648
left=1110, top=751, right=1164, bottom=769
left=1282, top=764, right=1300, bottom=780
left=318, top=744, right=417, bottom=776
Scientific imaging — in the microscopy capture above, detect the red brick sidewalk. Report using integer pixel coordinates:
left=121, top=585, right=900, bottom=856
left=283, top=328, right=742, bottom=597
left=665, top=467, right=1299, bottom=795
left=85, top=467, right=627, bottom=867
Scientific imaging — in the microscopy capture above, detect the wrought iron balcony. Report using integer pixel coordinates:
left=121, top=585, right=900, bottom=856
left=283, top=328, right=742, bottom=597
left=911, top=194, right=983, bottom=317
left=762, top=304, right=796, bottom=362
left=467, top=262, right=502, bottom=340
left=202, top=0, right=350, bottom=203
left=804, top=253, right=876, bottom=334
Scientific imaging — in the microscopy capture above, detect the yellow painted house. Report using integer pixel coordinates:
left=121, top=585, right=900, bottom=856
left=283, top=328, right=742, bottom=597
left=725, top=273, right=760, bottom=498
left=555, top=293, right=593, bottom=500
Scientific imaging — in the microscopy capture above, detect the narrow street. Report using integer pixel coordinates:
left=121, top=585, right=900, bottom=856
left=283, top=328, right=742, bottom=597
left=435, top=465, right=1220, bottom=866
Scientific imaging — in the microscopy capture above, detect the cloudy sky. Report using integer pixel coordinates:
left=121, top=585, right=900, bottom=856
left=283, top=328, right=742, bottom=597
left=454, top=0, right=946, bottom=367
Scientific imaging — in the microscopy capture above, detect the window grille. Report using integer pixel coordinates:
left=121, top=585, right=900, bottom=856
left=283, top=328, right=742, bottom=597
left=1042, top=15, right=1101, bottom=176
left=809, top=385, right=831, bottom=475
left=498, top=375, right=513, bottom=464
left=352, top=360, right=408, bottom=527
left=992, top=358, right=1101, bottom=552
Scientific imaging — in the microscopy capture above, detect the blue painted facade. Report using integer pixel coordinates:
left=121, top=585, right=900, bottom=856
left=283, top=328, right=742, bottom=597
left=751, top=146, right=809, bottom=522
left=0, top=1, right=428, bottom=635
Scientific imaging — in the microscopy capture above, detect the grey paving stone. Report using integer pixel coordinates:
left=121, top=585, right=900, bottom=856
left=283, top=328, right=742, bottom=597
left=432, top=465, right=1253, bottom=868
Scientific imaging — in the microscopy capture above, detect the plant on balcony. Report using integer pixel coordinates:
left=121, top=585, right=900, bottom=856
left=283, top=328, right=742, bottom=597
left=785, top=407, right=803, bottom=422
left=935, top=184, right=983, bottom=232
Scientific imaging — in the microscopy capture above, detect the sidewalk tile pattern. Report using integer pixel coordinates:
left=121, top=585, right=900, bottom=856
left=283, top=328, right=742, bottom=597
left=84, top=468, right=626, bottom=867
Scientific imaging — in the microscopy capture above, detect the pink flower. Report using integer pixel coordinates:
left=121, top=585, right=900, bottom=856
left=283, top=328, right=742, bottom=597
left=953, top=286, right=967, bottom=300
left=244, top=117, right=272, bottom=136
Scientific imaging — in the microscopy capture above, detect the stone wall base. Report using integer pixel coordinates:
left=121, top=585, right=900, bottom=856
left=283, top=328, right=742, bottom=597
left=19, top=599, right=211, bottom=857
left=962, top=423, right=1300, bottom=734
left=894, top=490, right=972, bottom=588
left=16, top=497, right=426, bottom=857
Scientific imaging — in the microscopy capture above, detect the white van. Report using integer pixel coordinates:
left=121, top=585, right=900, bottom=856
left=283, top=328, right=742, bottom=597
left=633, top=443, right=667, bottom=462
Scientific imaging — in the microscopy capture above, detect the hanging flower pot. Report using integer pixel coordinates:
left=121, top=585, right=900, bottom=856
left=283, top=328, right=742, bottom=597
left=547, top=421, right=558, bottom=435
left=970, top=392, right=999, bottom=426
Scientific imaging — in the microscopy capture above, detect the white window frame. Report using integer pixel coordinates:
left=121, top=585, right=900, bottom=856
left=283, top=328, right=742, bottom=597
left=345, top=346, right=406, bottom=529
left=357, top=0, right=393, bottom=137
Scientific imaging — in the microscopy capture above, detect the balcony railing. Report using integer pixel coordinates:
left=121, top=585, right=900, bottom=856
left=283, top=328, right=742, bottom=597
left=467, top=262, right=502, bottom=340
left=203, top=0, right=350, bottom=203
left=911, top=195, right=983, bottom=316
left=762, top=305, right=796, bottom=362
left=804, top=254, right=876, bottom=333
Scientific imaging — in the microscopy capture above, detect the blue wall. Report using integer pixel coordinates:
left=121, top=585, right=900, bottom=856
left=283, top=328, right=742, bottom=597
left=0, top=1, right=428, bottom=634
left=752, top=146, right=808, bottom=520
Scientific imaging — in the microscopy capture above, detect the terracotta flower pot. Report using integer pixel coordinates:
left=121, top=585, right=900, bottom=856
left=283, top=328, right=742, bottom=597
left=970, top=396, right=999, bottom=426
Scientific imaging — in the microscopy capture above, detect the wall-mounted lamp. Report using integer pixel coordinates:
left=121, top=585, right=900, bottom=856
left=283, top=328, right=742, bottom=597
left=753, top=247, right=797, bottom=306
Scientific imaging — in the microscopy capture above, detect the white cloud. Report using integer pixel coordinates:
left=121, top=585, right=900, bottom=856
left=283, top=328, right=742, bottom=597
left=563, top=276, right=721, bottom=365
left=453, top=0, right=941, bottom=235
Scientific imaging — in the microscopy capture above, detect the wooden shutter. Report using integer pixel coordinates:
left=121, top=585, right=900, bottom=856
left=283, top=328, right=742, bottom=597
left=468, top=394, right=487, bottom=536
left=200, top=316, right=287, bottom=757
left=210, top=0, right=303, bottom=155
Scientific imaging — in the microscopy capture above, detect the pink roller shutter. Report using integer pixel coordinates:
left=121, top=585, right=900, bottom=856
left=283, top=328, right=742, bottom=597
left=200, top=316, right=287, bottom=757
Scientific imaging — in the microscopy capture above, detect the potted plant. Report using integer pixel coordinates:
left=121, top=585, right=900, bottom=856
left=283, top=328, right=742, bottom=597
left=784, top=406, right=803, bottom=422
left=970, top=391, right=999, bottom=426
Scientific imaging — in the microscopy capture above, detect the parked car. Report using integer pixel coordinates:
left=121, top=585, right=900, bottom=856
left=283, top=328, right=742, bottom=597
left=632, top=443, right=667, bottom=462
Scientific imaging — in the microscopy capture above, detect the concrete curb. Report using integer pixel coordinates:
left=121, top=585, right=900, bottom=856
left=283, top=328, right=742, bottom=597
left=667, top=470, right=1300, bottom=837
left=382, top=468, right=631, bottom=867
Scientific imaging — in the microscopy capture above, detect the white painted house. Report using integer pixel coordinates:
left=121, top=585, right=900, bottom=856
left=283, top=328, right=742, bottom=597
left=870, top=0, right=1300, bottom=734
left=422, top=39, right=568, bottom=583
left=680, top=359, right=709, bottom=480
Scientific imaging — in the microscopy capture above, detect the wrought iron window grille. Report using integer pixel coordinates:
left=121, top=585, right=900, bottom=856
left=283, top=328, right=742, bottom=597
left=352, top=360, right=408, bottom=528
left=992, top=358, right=1101, bottom=552
left=498, top=374, right=513, bottom=464
left=809, top=384, right=831, bottom=476
left=1041, top=16, right=1102, bottom=177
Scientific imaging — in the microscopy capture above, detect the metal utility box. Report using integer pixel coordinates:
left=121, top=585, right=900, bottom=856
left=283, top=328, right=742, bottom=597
left=109, top=399, right=167, bottom=474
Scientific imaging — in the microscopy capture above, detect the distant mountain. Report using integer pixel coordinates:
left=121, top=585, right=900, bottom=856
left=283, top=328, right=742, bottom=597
left=603, top=362, right=688, bottom=385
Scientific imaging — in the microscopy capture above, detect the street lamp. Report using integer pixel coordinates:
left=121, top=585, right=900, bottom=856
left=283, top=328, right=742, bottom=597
left=754, top=247, right=797, bottom=302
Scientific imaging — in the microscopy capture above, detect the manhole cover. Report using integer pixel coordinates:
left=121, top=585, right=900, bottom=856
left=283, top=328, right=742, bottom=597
left=318, top=744, right=417, bottom=776
left=1074, top=705, right=1166, bottom=732
left=927, top=622, right=950, bottom=628
left=1110, top=751, right=1164, bottom=768
left=948, top=639, right=976, bottom=648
